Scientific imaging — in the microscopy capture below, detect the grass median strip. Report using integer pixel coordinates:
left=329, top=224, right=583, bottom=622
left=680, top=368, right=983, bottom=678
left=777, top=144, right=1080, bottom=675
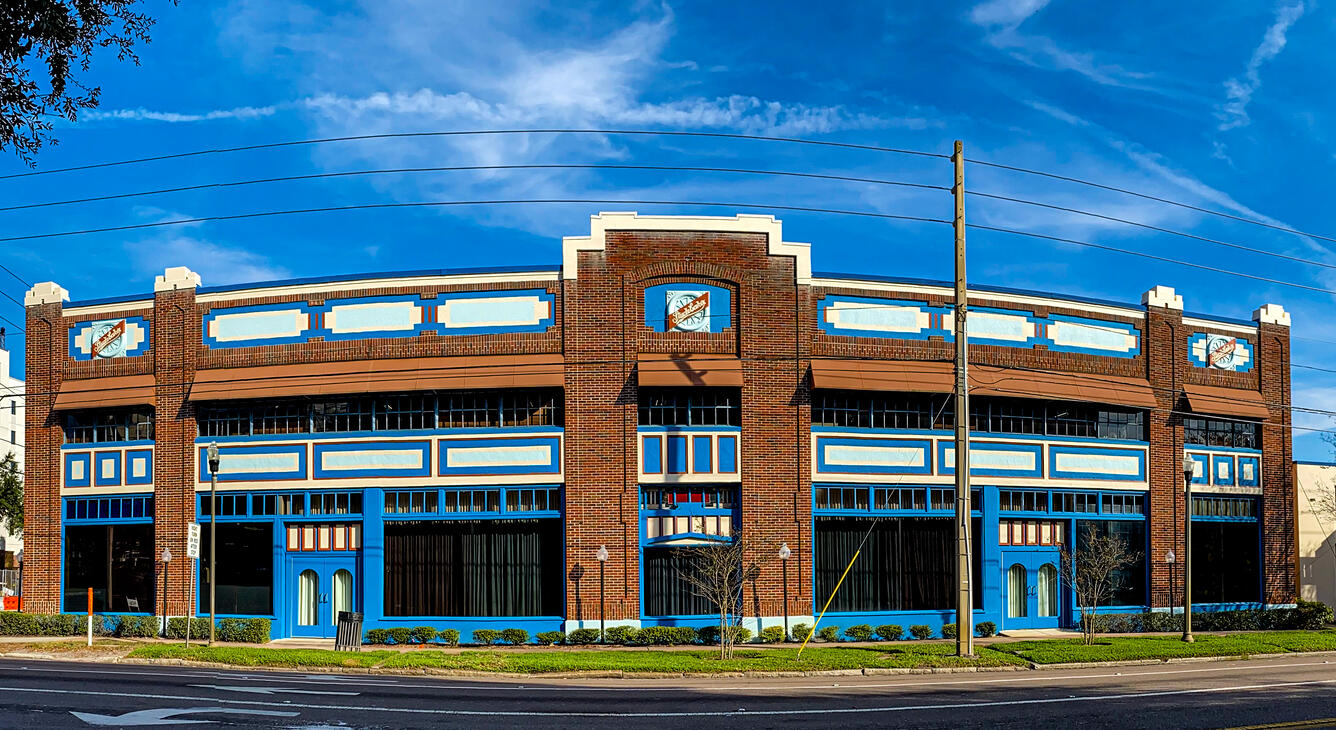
left=129, top=644, right=392, bottom=668
left=988, top=630, right=1336, bottom=664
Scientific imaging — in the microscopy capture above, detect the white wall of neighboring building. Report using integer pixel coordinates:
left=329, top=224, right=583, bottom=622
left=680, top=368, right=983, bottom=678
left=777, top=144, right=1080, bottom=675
left=1298, top=462, right=1336, bottom=607
left=0, top=342, right=22, bottom=565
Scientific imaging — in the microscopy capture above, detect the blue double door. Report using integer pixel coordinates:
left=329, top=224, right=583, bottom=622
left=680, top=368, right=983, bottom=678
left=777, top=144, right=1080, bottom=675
left=1002, top=550, right=1062, bottom=630
left=288, top=556, right=357, bottom=638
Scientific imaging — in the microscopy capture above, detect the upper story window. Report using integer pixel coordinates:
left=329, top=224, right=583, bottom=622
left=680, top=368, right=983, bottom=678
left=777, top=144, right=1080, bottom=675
left=638, top=388, right=739, bottom=427
left=64, top=407, right=154, bottom=444
left=1184, top=417, right=1258, bottom=449
left=813, top=390, right=1146, bottom=441
left=197, top=389, right=562, bottom=438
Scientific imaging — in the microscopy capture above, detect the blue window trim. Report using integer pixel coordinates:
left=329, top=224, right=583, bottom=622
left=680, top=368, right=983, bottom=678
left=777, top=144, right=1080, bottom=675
left=809, top=425, right=1149, bottom=447
left=63, top=495, right=155, bottom=524
left=61, top=439, right=156, bottom=450
left=197, top=426, right=564, bottom=444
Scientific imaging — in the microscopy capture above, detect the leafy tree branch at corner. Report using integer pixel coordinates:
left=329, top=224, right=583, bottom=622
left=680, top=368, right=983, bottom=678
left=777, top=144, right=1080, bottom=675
left=0, top=452, right=22, bottom=538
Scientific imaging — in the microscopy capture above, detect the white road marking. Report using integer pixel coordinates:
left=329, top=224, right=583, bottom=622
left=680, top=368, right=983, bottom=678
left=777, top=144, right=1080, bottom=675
left=8, top=677, right=1336, bottom=718
left=189, top=684, right=360, bottom=696
left=71, top=707, right=300, bottom=726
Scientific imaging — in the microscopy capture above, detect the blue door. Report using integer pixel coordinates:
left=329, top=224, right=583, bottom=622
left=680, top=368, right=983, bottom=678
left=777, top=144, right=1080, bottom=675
left=288, top=556, right=357, bottom=639
left=1002, top=551, right=1061, bottom=630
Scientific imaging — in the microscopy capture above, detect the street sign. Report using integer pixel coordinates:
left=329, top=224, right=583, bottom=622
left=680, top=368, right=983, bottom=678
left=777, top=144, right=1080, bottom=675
left=186, top=524, right=201, bottom=559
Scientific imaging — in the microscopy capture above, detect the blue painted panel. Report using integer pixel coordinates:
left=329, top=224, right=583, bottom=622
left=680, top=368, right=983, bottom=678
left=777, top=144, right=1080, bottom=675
left=437, top=436, right=561, bottom=476
left=966, top=306, right=1044, bottom=348
left=314, top=294, right=431, bottom=341
left=1186, top=452, right=1211, bottom=485
left=692, top=435, right=712, bottom=474
left=203, top=302, right=314, bottom=348
left=816, top=436, right=933, bottom=475
left=1212, top=454, right=1235, bottom=486
left=68, top=315, right=152, bottom=361
left=1047, top=445, right=1147, bottom=482
left=940, top=441, right=1044, bottom=478
left=94, top=451, right=123, bottom=487
left=642, top=435, right=663, bottom=474
left=817, top=294, right=946, bottom=340
left=718, top=435, right=737, bottom=473
left=1237, top=456, right=1261, bottom=487
left=435, top=288, right=556, bottom=335
left=64, top=452, right=91, bottom=488
left=1043, top=314, right=1141, bottom=357
left=666, top=436, right=689, bottom=474
left=124, top=449, right=153, bottom=486
left=313, top=441, right=432, bottom=479
left=1188, top=332, right=1254, bottom=372
left=643, top=283, right=732, bottom=332
left=199, top=443, right=308, bottom=482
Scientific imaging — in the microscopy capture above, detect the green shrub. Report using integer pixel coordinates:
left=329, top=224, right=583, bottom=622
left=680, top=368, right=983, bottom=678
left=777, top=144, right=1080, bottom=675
left=215, top=618, right=270, bottom=643
left=387, top=627, right=413, bottom=645
left=1295, top=600, right=1333, bottom=629
left=698, top=625, right=753, bottom=644
left=473, top=629, right=500, bottom=645
left=365, top=629, right=389, bottom=644
left=165, top=617, right=212, bottom=640
left=410, top=626, right=437, bottom=644
left=567, top=628, right=601, bottom=645
left=535, top=630, right=565, bottom=646
left=843, top=624, right=874, bottom=642
left=817, top=625, right=840, bottom=643
left=759, top=625, right=786, bottom=644
left=1140, top=612, right=1183, bottom=633
left=500, top=628, right=529, bottom=645
left=940, top=623, right=957, bottom=640
left=604, top=625, right=636, bottom=645
left=672, top=626, right=700, bottom=645
left=40, top=614, right=81, bottom=636
left=0, top=612, right=37, bottom=635
left=792, top=623, right=812, bottom=642
left=909, top=624, right=933, bottom=640
left=637, top=626, right=686, bottom=645
left=438, top=628, right=460, bottom=646
left=116, top=615, right=158, bottom=638
left=874, top=624, right=903, bottom=641
left=975, top=621, right=997, bottom=638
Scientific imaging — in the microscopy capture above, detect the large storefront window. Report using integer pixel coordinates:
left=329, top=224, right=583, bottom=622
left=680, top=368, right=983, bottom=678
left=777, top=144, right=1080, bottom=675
left=1075, top=520, right=1147, bottom=606
left=199, top=523, right=274, bottom=615
left=384, top=519, right=561, bottom=616
left=1192, top=521, right=1260, bottom=603
left=63, top=524, right=154, bottom=612
left=643, top=547, right=716, bottom=616
left=815, top=516, right=982, bottom=613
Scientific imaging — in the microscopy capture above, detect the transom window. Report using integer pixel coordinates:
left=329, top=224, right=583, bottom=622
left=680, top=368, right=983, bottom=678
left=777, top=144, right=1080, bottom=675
left=638, top=388, right=739, bottom=427
left=1192, top=496, right=1256, bottom=518
left=1183, top=417, right=1259, bottom=450
left=64, top=407, right=155, bottom=444
left=999, top=489, right=1048, bottom=512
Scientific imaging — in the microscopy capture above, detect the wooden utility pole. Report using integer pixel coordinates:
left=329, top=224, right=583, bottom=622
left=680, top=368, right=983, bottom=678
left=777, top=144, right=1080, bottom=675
left=952, top=140, right=975, bottom=657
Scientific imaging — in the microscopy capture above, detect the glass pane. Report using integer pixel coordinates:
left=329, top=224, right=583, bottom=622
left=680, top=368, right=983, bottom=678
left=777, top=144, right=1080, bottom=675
left=298, top=569, right=318, bottom=626
left=1007, top=564, right=1028, bottom=618
left=332, top=569, right=353, bottom=625
left=1038, top=564, right=1058, bottom=617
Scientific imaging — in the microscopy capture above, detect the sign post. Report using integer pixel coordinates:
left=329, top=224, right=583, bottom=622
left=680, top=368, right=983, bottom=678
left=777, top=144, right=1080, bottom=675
left=186, top=524, right=200, bottom=647
left=86, top=587, right=93, bottom=647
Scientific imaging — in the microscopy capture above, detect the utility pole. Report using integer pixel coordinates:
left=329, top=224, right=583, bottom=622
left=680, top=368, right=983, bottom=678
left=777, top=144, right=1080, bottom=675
left=952, top=140, right=974, bottom=658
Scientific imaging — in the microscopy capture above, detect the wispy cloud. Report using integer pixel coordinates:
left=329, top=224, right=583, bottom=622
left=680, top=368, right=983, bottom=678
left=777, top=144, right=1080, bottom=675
left=1216, top=2, right=1307, bottom=131
left=124, top=207, right=291, bottom=285
left=82, top=105, right=279, bottom=123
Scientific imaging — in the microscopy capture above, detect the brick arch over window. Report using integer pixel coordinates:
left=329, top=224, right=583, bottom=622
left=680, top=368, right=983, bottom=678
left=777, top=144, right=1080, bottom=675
left=629, top=264, right=750, bottom=355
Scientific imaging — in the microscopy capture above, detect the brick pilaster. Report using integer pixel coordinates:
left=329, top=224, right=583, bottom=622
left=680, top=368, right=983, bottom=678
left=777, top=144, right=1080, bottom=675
left=1143, top=286, right=1184, bottom=609
left=153, top=269, right=200, bottom=616
left=1257, top=315, right=1295, bottom=604
left=22, top=284, right=68, bottom=613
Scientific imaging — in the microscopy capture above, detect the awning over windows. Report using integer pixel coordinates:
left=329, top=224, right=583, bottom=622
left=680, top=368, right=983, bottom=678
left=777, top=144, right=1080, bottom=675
left=809, top=359, right=1157, bottom=409
left=190, top=354, right=565, bottom=401
left=1182, top=383, right=1270, bottom=420
left=637, top=354, right=743, bottom=388
left=53, top=375, right=156, bottom=410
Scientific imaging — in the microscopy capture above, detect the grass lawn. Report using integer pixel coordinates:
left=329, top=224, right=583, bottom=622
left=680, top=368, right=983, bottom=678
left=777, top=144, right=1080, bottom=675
left=988, top=630, right=1336, bottom=664
left=129, top=644, right=393, bottom=668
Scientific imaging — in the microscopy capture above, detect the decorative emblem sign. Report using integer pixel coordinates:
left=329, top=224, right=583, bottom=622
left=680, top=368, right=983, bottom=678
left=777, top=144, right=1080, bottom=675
left=666, top=290, right=711, bottom=333
left=89, top=319, right=127, bottom=359
left=1205, top=334, right=1237, bottom=369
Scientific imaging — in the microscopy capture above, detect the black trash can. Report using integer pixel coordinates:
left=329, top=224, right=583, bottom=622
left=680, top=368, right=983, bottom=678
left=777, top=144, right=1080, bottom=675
left=335, top=611, right=364, bottom=652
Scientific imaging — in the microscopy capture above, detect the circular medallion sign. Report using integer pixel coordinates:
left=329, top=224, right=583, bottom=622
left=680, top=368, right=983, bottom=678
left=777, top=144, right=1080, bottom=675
left=1205, top=334, right=1237, bottom=369
left=665, top=290, right=710, bottom=332
left=89, top=320, right=127, bottom=359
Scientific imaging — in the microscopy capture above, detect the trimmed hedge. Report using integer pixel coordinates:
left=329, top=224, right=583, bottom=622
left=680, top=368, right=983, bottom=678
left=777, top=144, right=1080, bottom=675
left=792, top=623, right=812, bottom=641
left=411, top=626, right=438, bottom=644
left=817, top=625, right=840, bottom=643
left=567, top=628, right=602, bottom=645
left=759, top=625, right=786, bottom=644
left=635, top=625, right=698, bottom=645
left=472, top=629, right=500, bottom=645
left=535, top=630, right=565, bottom=646
left=909, top=624, right=933, bottom=640
left=500, top=628, right=529, bottom=645
left=165, top=617, right=212, bottom=640
left=940, top=623, right=957, bottom=640
left=216, top=618, right=271, bottom=644
left=603, top=625, right=636, bottom=645
left=438, top=628, right=460, bottom=646
left=1087, top=601, right=1333, bottom=634
left=875, top=624, right=903, bottom=641
left=976, top=621, right=997, bottom=638
left=0, top=613, right=269, bottom=643
left=843, top=624, right=873, bottom=642
left=116, top=615, right=158, bottom=638
left=699, top=625, right=753, bottom=645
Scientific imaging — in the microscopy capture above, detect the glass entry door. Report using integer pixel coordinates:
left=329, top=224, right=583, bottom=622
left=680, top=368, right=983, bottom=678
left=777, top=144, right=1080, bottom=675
left=288, top=556, right=357, bottom=639
left=1001, top=551, right=1062, bottom=630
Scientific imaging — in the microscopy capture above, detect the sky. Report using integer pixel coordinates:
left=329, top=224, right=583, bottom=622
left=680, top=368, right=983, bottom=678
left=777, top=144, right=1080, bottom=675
left=3, top=0, right=1335, bottom=458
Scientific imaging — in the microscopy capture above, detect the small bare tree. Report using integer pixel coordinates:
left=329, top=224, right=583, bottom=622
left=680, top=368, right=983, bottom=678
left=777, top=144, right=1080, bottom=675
left=1060, top=524, right=1140, bottom=645
left=677, top=533, right=774, bottom=660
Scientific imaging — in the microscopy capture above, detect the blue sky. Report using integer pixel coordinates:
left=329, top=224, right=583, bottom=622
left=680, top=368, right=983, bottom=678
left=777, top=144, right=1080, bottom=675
left=4, top=0, right=1335, bottom=458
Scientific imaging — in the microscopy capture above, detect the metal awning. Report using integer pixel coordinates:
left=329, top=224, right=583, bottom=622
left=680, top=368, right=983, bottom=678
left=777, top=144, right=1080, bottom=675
left=1182, top=383, right=1270, bottom=420
left=637, top=354, right=743, bottom=388
left=53, top=375, right=157, bottom=410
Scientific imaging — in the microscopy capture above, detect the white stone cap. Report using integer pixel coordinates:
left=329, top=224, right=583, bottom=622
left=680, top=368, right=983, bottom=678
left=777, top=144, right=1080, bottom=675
left=24, top=281, right=69, bottom=307
left=154, top=266, right=201, bottom=292
left=1142, top=285, right=1183, bottom=310
left=1254, top=303, right=1291, bottom=327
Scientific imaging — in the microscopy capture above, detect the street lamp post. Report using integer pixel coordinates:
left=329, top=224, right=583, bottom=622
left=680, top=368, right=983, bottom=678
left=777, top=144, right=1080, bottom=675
left=160, top=547, right=172, bottom=636
left=778, top=543, right=791, bottom=640
left=207, top=442, right=220, bottom=646
left=1182, top=451, right=1195, bottom=643
left=596, top=545, right=608, bottom=643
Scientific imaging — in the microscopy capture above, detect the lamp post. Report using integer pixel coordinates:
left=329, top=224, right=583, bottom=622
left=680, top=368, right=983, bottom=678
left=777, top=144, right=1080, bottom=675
left=160, top=547, right=172, bottom=637
left=1182, top=451, right=1195, bottom=643
left=207, top=442, right=220, bottom=646
left=595, top=545, right=608, bottom=642
left=778, top=542, right=791, bottom=640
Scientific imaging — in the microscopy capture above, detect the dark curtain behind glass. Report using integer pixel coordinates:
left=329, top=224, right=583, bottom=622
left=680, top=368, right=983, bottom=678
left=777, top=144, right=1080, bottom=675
left=1192, top=521, right=1260, bottom=603
left=1075, top=519, right=1147, bottom=606
left=62, top=524, right=154, bottom=612
left=199, top=523, right=274, bottom=615
left=815, top=517, right=982, bottom=613
left=643, top=547, right=717, bottom=616
left=385, top=520, right=561, bottom=616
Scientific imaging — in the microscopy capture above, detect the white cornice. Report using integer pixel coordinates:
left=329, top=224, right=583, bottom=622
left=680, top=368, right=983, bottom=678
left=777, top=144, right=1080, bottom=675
left=63, top=301, right=154, bottom=318
left=1181, top=317, right=1258, bottom=336
left=561, top=212, right=812, bottom=284
left=196, top=271, right=560, bottom=304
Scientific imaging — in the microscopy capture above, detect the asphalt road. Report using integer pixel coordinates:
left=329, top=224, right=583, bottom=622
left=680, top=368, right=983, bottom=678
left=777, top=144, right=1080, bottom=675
left=4, top=655, right=1336, bottom=728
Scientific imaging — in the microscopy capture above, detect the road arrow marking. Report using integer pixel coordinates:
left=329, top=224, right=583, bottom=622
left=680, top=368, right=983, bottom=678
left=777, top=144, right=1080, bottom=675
left=71, top=707, right=299, bottom=726
left=189, top=684, right=360, bottom=696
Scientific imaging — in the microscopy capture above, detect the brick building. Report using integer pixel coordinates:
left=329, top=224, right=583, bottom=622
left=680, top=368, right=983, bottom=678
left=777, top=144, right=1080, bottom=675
left=22, top=213, right=1295, bottom=639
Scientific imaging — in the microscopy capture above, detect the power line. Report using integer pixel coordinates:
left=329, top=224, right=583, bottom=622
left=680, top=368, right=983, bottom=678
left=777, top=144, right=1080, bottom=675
left=0, top=164, right=948, bottom=214
left=0, top=129, right=949, bottom=181
left=964, top=156, right=1336, bottom=247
